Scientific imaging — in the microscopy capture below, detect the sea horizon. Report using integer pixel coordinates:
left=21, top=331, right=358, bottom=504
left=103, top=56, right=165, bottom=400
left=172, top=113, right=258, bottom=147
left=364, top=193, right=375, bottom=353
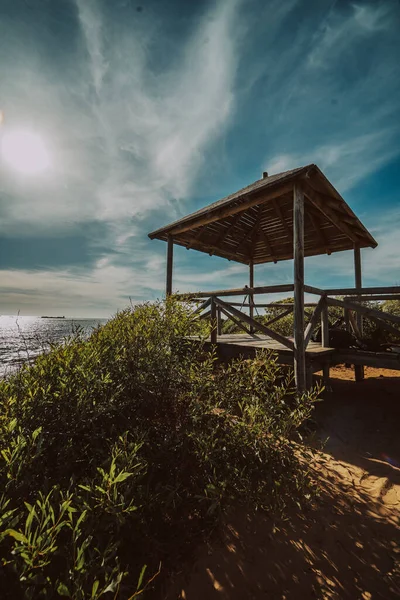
left=0, top=315, right=108, bottom=377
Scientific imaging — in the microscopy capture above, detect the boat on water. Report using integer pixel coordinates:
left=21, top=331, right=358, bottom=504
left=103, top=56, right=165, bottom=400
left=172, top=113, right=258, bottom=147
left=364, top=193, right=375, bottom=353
left=41, top=316, right=66, bottom=319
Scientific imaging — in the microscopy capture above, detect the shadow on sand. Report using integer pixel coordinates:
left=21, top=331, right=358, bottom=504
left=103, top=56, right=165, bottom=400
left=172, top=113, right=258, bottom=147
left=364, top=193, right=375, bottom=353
left=164, top=370, right=400, bottom=599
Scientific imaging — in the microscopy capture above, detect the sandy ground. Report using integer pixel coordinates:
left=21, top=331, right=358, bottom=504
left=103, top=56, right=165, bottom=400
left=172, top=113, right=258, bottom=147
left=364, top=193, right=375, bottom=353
left=163, top=366, right=400, bottom=599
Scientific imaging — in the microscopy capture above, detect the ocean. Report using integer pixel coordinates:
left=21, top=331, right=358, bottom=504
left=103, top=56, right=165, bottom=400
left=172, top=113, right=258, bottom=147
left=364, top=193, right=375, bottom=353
left=0, top=315, right=108, bottom=377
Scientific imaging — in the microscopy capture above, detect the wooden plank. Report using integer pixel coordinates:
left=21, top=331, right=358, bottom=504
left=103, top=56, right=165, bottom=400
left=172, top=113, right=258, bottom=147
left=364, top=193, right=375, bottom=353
left=234, top=220, right=259, bottom=255
left=326, top=296, right=400, bottom=325
left=303, top=284, right=326, bottom=296
left=332, top=349, right=400, bottom=370
left=303, top=183, right=362, bottom=244
left=217, top=306, right=223, bottom=336
left=199, top=309, right=211, bottom=320
left=259, top=224, right=278, bottom=262
left=221, top=302, right=316, bottom=308
left=251, top=241, right=368, bottom=264
left=304, top=297, right=324, bottom=348
left=272, top=198, right=292, bottom=240
left=176, top=283, right=294, bottom=299
left=192, top=297, right=211, bottom=315
left=210, top=297, right=217, bottom=343
left=265, top=307, right=293, bottom=327
left=348, top=310, right=362, bottom=340
left=209, top=211, right=244, bottom=254
left=199, top=333, right=334, bottom=356
left=249, top=260, right=255, bottom=333
left=166, top=236, right=173, bottom=296
left=307, top=210, right=331, bottom=255
left=323, top=286, right=400, bottom=296
left=214, top=297, right=294, bottom=350
left=186, top=226, right=207, bottom=249
left=182, top=238, right=250, bottom=263
left=354, top=246, right=364, bottom=381
left=321, top=298, right=329, bottom=348
left=344, top=294, right=400, bottom=302
left=293, top=183, right=306, bottom=392
left=218, top=306, right=250, bottom=335
left=363, top=313, right=400, bottom=337
left=308, top=167, right=378, bottom=247
left=167, top=183, right=294, bottom=236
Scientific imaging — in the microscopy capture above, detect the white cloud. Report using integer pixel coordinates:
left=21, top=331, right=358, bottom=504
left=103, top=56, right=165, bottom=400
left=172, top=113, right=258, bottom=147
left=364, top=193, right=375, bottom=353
left=267, top=129, right=400, bottom=192
left=308, top=2, right=393, bottom=69
left=352, top=3, right=392, bottom=31
left=75, top=0, right=108, bottom=95
left=262, top=0, right=400, bottom=194
left=0, top=0, right=240, bottom=239
left=1, top=0, right=399, bottom=316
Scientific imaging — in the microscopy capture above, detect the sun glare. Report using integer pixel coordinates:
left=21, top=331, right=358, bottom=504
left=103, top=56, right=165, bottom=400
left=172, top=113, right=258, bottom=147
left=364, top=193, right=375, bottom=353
left=0, top=129, right=50, bottom=175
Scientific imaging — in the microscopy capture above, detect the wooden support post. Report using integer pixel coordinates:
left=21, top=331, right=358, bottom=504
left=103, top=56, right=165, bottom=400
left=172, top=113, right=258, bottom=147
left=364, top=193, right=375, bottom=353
left=354, top=246, right=364, bottom=381
left=217, top=306, right=222, bottom=336
left=344, top=307, right=351, bottom=368
left=166, top=236, right=174, bottom=296
left=321, top=297, right=331, bottom=389
left=321, top=298, right=329, bottom=348
left=306, top=362, right=313, bottom=390
left=293, top=183, right=306, bottom=393
left=249, top=260, right=254, bottom=334
left=210, top=296, right=217, bottom=344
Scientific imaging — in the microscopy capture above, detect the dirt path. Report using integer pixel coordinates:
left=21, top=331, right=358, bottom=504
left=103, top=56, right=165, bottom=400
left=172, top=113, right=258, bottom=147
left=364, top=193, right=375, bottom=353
left=164, top=367, right=400, bottom=599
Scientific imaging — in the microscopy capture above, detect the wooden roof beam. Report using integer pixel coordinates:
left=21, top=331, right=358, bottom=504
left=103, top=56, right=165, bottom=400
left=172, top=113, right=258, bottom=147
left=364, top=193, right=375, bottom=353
left=178, top=236, right=248, bottom=263
left=307, top=209, right=331, bottom=255
left=272, top=198, right=292, bottom=240
left=211, top=211, right=244, bottom=251
left=259, top=228, right=278, bottom=263
left=186, top=225, right=207, bottom=249
left=303, top=183, right=363, bottom=245
left=165, top=183, right=293, bottom=236
left=305, top=166, right=377, bottom=246
left=235, top=208, right=262, bottom=255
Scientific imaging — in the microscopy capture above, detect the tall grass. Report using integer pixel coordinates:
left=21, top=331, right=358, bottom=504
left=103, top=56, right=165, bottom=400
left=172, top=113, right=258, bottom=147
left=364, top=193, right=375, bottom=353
left=0, top=299, right=318, bottom=598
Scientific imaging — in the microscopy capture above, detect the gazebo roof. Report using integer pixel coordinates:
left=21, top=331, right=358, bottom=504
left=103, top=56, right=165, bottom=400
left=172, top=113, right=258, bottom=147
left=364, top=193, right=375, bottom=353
left=148, top=164, right=377, bottom=265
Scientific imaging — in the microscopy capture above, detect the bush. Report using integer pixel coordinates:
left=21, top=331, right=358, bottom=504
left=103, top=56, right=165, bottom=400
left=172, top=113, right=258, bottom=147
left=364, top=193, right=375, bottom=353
left=0, top=299, right=318, bottom=598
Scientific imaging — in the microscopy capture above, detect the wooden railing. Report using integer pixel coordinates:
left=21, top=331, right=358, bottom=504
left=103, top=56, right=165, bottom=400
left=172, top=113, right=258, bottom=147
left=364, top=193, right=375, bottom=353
left=179, top=284, right=400, bottom=355
left=303, top=285, right=400, bottom=349
left=178, top=284, right=297, bottom=349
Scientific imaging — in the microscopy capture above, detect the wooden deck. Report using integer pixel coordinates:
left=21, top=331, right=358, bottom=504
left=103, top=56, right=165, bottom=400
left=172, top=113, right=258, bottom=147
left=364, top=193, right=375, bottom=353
left=204, top=333, right=333, bottom=355
left=195, top=333, right=335, bottom=371
left=194, top=334, right=400, bottom=374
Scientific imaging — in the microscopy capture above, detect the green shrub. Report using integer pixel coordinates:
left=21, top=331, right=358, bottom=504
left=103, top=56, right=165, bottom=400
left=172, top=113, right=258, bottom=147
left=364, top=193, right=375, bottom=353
left=0, top=299, right=317, bottom=598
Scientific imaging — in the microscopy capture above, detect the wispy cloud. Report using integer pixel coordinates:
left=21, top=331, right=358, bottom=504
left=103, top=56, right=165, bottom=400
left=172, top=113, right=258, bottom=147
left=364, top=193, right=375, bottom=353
left=263, top=1, right=400, bottom=192
left=0, top=0, right=399, bottom=315
left=74, top=0, right=240, bottom=225
left=1, top=0, right=240, bottom=233
left=267, top=129, right=400, bottom=192
left=307, top=2, right=393, bottom=68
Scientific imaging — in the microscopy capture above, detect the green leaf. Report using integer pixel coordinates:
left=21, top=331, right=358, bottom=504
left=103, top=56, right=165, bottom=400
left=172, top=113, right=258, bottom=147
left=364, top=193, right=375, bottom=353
left=57, top=582, right=71, bottom=596
left=113, top=471, right=133, bottom=484
left=136, top=564, right=147, bottom=591
left=91, top=580, right=100, bottom=598
left=32, top=427, right=42, bottom=442
left=75, top=510, right=87, bottom=529
left=78, top=485, right=91, bottom=492
left=25, top=505, right=36, bottom=533
left=5, top=529, right=28, bottom=543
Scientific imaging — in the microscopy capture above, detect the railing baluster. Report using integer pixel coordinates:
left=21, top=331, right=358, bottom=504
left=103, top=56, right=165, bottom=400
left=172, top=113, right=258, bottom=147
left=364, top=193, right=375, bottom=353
left=210, top=296, right=217, bottom=344
left=217, top=306, right=222, bottom=336
left=321, top=298, right=329, bottom=348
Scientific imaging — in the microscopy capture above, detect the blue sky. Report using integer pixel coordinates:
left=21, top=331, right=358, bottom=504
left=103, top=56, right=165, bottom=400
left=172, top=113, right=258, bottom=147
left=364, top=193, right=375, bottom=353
left=0, top=0, right=399, bottom=317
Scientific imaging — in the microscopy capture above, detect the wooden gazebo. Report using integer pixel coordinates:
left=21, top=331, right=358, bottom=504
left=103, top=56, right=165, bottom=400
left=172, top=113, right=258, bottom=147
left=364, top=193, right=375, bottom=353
left=149, top=164, right=400, bottom=392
